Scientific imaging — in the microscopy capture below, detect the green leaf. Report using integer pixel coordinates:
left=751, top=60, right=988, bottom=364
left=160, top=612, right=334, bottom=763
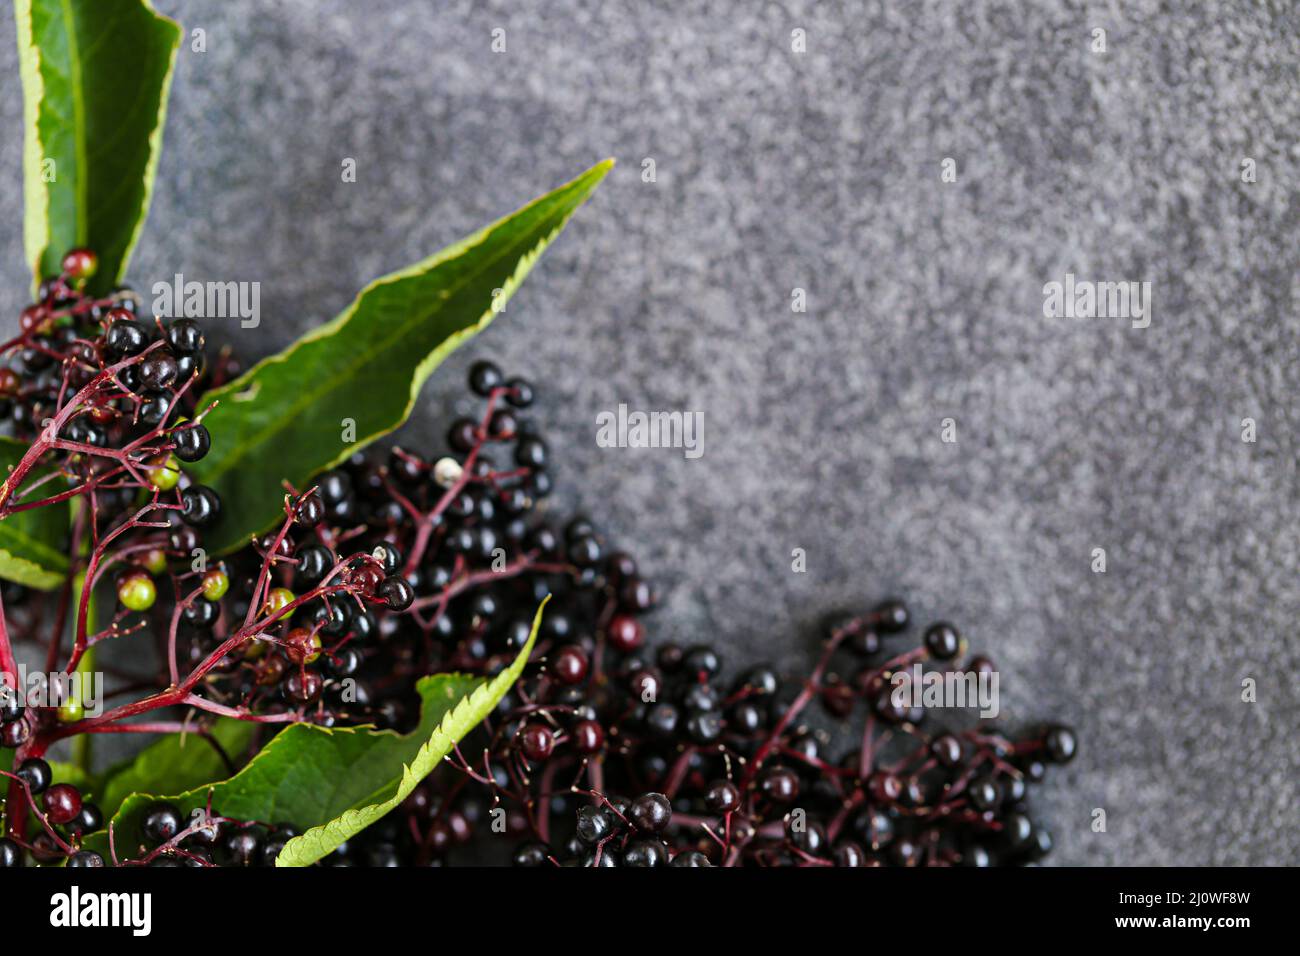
left=96, top=598, right=545, bottom=866
left=0, top=435, right=70, bottom=589
left=95, top=718, right=257, bottom=821
left=189, top=161, right=613, bottom=554
left=15, top=0, right=181, bottom=294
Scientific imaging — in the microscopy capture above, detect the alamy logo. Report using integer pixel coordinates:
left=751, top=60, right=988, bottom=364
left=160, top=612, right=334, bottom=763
left=1, top=665, right=103, bottom=717
left=152, top=273, right=260, bottom=328
left=50, top=887, right=152, bottom=936
left=890, top=663, right=1000, bottom=718
left=595, top=404, right=703, bottom=459
left=1042, top=273, right=1152, bottom=329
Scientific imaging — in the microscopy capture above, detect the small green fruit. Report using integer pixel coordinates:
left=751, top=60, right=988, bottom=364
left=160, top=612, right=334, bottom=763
left=118, top=572, right=156, bottom=612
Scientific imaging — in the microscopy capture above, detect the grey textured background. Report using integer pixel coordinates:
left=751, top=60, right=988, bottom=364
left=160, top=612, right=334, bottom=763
left=2, top=1, right=1297, bottom=865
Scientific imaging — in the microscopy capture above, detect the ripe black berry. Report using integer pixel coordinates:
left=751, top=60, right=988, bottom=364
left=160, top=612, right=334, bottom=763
left=504, top=377, right=534, bottom=408
left=924, top=622, right=961, bottom=660
left=519, top=723, right=554, bottom=762
left=378, top=575, right=414, bottom=611
left=105, top=315, right=148, bottom=356
left=67, top=851, right=104, bottom=868
left=575, top=804, right=612, bottom=845
left=514, top=436, right=547, bottom=469
left=628, top=793, right=672, bottom=833
left=142, top=802, right=184, bottom=844
left=0, top=837, right=22, bottom=867
left=166, top=318, right=205, bottom=354
left=1043, top=724, right=1078, bottom=764
left=16, top=757, right=52, bottom=795
left=138, top=349, right=179, bottom=389
left=468, top=360, right=504, bottom=396
left=172, top=422, right=211, bottom=461
left=181, top=485, right=222, bottom=527
left=705, top=779, right=741, bottom=813
left=622, top=839, right=668, bottom=867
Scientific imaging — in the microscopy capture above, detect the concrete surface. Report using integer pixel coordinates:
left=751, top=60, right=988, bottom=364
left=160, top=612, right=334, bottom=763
left=1, top=1, right=1296, bottom=864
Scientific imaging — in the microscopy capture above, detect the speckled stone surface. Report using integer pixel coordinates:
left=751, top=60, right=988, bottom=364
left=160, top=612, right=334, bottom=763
left=0, top=1, right=1296, bottom=865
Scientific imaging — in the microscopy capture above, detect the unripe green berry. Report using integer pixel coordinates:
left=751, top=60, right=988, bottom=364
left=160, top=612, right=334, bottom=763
left=146, top=454, right=181, bottom=491
left=202, top=567, right=230, bottom=601
left=142, top=547, right=168, bottom=576
left=118, top=572, right=156, bottom=612
left=263, top=587, right=295, bottom=619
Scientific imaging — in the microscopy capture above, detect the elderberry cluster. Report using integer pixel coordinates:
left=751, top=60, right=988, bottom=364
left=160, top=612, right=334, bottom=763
left=0, top=758, right=103, bottom=867
left=376, top=599, right=1077, bottom=866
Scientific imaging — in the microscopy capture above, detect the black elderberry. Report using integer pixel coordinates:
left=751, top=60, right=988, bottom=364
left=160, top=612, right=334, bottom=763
left=567, top=534, right=602, bottom=568
left=0, top=838, right=23, bottom=867
left=447, top=418, right=478, bottom=453
left=514, top=436, right=547, bottom=469
left=221, top=829, right=263, bottom=867
left=181, top=485, right=222, bottom=527
left=183, top=597, right=219, bottom=629
left=924, top=622, right=961, bottom=660
left=504, top=377, right=534, bottom=408
left=1002, top=812, right=1034, bottom=850
left=16, top=757, right=52, bottom=795
left=622, top=840, right=669, bottom=867
left=575, top=804, right=612, bottom=845
left=105, top=315, right=148, bottom=356
left=628, top=793, right=672, bottom=833
left=139, top=390, right=172, bottom=425
left=166, top=318, right=205, bottom=354
left=172, top=422, right=211, bottom=461
left=294, top=543, right=333, bottom=585
left=468, top=359, right=504, bottom=396
left=1043, top=724, right=1078, bottom=764
left=378, top=575, right=414, bottom=611
left=316, top=469, right=352, bottom=505
left=66, top=851, right=104, bottom=868
left=871, top=599, right=910, bottom=633
left=759, top=766, right=799, bottom=803
left=685, top=709, right=723, bottom=744
left=294, top=491, right=326, bottom=526
left=705, top=780, right=741, bottom=813
left=138, top=349, right=179, bottom=389
left=512, top=842, right=550, bottom=867
left=670, top=851, right=712, bottom=867
left=969, top=777, right=1001, bottom=812
left=142, top=802, right=184, bottom=844
left=683, top=645, right=721, bottom=679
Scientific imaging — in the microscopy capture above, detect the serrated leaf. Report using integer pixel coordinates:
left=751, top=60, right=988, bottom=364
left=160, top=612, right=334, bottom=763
left=95, top=718, right=257, bottom=821
left=0, top=435, right=70, bottom=589
left=189, top=161, right=613, bottom=554
left=15, top=0, right=181, bottom=294
left=96, top=598, right=545, bottom=865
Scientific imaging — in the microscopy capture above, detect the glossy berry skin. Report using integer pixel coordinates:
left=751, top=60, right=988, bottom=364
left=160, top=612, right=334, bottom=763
left=66, top=851, right=104, bottom=868
left=759, top=766, right=799, bottom=803
left=167, top=319, right=205, bottom=354
left=575, top=805, right=612, bottom=845
left=142, top=802, right=184, bottom=845
left=72, top=803, right=104, bottom=836
left=670, top=850, right=712, bottom=867
left=180, top=485, right=222, bottom=527
left=519, top=723, right=555, bottom=762
left=104, top=315, right=148, bottom=356
left=173, top=422, right=211, bottom=462
left=513, top=842, right=549, bottom=867
left=61, top=248, right=99, bottom=280
left=1043, top=724, right=1078, bottom=764
left=572, top=719, right=604, bottom=754
left=43, top=784, right=83, bottom=825
left=969, top=778, right=1001, bottom=812
left=705, top=779, right=741, bottom=813
left=16, top=757, right=52, bottom=795
left=871, top=599, right=910, bottom=633
left=930, top=733, right=963, bottom=768
left=504, top=377, right=534, bottom=408
left=924, top=622, right=961, bottom=660
left=606, top=614, right=644, bottom=652
left=468, top=360, right=504, bottom=396
left=622, top=840, right=669, bottom=867
left=378, top=575, right=414, bottom=611
left=552, top=645, right=589, bottom=685
left=117, top=572, right=157, bottom=612
left=1, top=718, right=32, bottom=748
left=0, top=691, right=23, bottom=723
left=138, top=350, right=179, bottom=390
left=0, top=837, right=22, bottom=867
left=628, top=793, right=672, bottom=833
left=514, top=437, right=547, bottom=469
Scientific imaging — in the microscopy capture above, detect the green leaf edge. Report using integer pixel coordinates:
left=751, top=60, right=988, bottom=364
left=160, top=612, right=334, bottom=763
left=275, top=596, right=547, bottom=866
left=14, top=0, right=182, bottom=293
left=193, top=158, right=614, bottom=553
left=0, top=434, right=69, bottom=589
